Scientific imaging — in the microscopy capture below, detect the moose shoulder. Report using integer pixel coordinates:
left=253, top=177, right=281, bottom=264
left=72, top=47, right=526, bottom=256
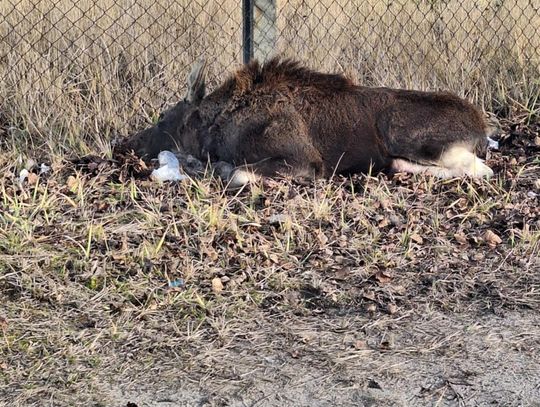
left=122, top=57, right=494, bottom=186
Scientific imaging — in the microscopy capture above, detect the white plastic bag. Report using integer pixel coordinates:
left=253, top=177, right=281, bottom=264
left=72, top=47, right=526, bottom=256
left=151, top=151, right=189, bottom=182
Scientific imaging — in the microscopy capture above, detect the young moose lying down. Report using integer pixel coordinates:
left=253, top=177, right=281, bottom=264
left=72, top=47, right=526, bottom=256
left=121, top=57, right=494, bottom=187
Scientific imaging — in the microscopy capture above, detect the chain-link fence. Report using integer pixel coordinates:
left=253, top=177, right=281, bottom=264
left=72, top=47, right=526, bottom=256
left=1, top=0, right=539, bottom=150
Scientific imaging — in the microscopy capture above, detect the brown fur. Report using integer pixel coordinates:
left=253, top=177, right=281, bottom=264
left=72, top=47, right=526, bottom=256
left=121, top=57, right=491, bottom=181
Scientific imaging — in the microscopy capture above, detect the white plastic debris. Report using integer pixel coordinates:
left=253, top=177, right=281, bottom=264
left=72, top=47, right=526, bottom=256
left=39, top=163, right=50, bottom=175
left=268, top=214, right=290, bottom=225
left=487, top=136, right=499, bottom=150
left=151, top=151, right=189, bottom=182
left=158, top=151, right=179, bottom=168
left=18, top=168, right=29, bottom=185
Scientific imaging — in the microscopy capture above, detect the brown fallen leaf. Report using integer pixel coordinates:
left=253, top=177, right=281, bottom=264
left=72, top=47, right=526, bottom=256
left=374, top=270, right=392, bottom=284
left=363, top=291, right=376, bottom=301
left=454, top=232, right=468, bottom=245
left=27, top=172, right=39, bottom=185
left=317, top=230, right=329, bottom=245
left=354, top=340, right=368, bottom=350
left=289, top=349, right=300, bottom=358
left=378, top=218, right=390, bottom=228
left=484, top=229, right=502, bottom=248
left=366, top=303, right=377, bottom=312
left=410, top=233, right=423, bottom=244
left=332, top=266, right=350, bottom=281
left=212, top=277, right=224, bottom=293
left=95, top=201, right=110, bottom=212
left=387, top=304, right=398, bottom=314
left=66, top=175, right=79, bottom=191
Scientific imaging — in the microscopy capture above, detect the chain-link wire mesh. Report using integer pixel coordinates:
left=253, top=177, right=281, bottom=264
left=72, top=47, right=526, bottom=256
left=0, top=0, right=539, bottom=152
left=0, top=0, right=241, bottom=148
left=271, top=0, right=540, bottom=118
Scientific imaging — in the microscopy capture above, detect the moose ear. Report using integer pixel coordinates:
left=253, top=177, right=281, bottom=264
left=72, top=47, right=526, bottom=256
left=185, top=57, right=207, bottom=104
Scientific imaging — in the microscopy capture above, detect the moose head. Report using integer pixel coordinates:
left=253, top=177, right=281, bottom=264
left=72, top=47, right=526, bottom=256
left=122, top=58, right=208, bottom=159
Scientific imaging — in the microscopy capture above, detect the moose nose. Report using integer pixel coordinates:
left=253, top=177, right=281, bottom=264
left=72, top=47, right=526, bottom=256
left=133, top=126, right=159, bottom=153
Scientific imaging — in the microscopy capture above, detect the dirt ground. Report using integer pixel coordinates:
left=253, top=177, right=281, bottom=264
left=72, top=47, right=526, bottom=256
left=1, top=120, right=539, bottom=407
left=104, top=310, right=540, bottom=407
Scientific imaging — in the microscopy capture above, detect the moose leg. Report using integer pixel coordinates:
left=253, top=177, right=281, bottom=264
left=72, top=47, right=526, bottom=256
left=226, top=110, right=324, bottom=188
left=391, top=145, right=494, bottom=178
left=391, top=158, right=454, bottom=178
left=224, top=106, right=323, bottom=187
left=378, top=98, right=494, bottom=178
left=438, top=145, right=494, bottom=177
left=228, top=156, right=322, bottom=188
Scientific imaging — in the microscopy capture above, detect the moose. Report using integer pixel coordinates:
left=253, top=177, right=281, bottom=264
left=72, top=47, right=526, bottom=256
left=121, top=57, right=494, bottom=187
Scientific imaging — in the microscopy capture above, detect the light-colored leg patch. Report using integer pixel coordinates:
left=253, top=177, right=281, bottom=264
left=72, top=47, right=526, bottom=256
left=392, top=145, right=494, bottom=179
left=391, top=159, right=454, bottom=178
left=439, top=145, right=494, bottom=178
left=228, top=168, right=259, bottom=188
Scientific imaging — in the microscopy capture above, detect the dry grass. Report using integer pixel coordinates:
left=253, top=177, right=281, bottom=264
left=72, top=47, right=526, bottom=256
left=1, top=121, right=539, bottom=405
left=1, top=1, right=540, bottom=406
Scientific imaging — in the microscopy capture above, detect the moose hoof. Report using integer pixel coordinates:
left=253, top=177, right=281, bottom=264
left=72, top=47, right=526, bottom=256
left=465, top=158, right=494, bottom=178
left=213, top=161, right=234, bottom=181
left=228, top=169, right=258, bottom=189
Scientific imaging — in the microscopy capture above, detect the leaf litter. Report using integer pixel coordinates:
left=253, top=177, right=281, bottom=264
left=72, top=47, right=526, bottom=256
left=1, top=121, right=539, bottom=406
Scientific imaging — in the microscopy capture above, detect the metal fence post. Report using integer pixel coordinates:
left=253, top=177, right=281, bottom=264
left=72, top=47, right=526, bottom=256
left=242, top=0, right=254, bottom=64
